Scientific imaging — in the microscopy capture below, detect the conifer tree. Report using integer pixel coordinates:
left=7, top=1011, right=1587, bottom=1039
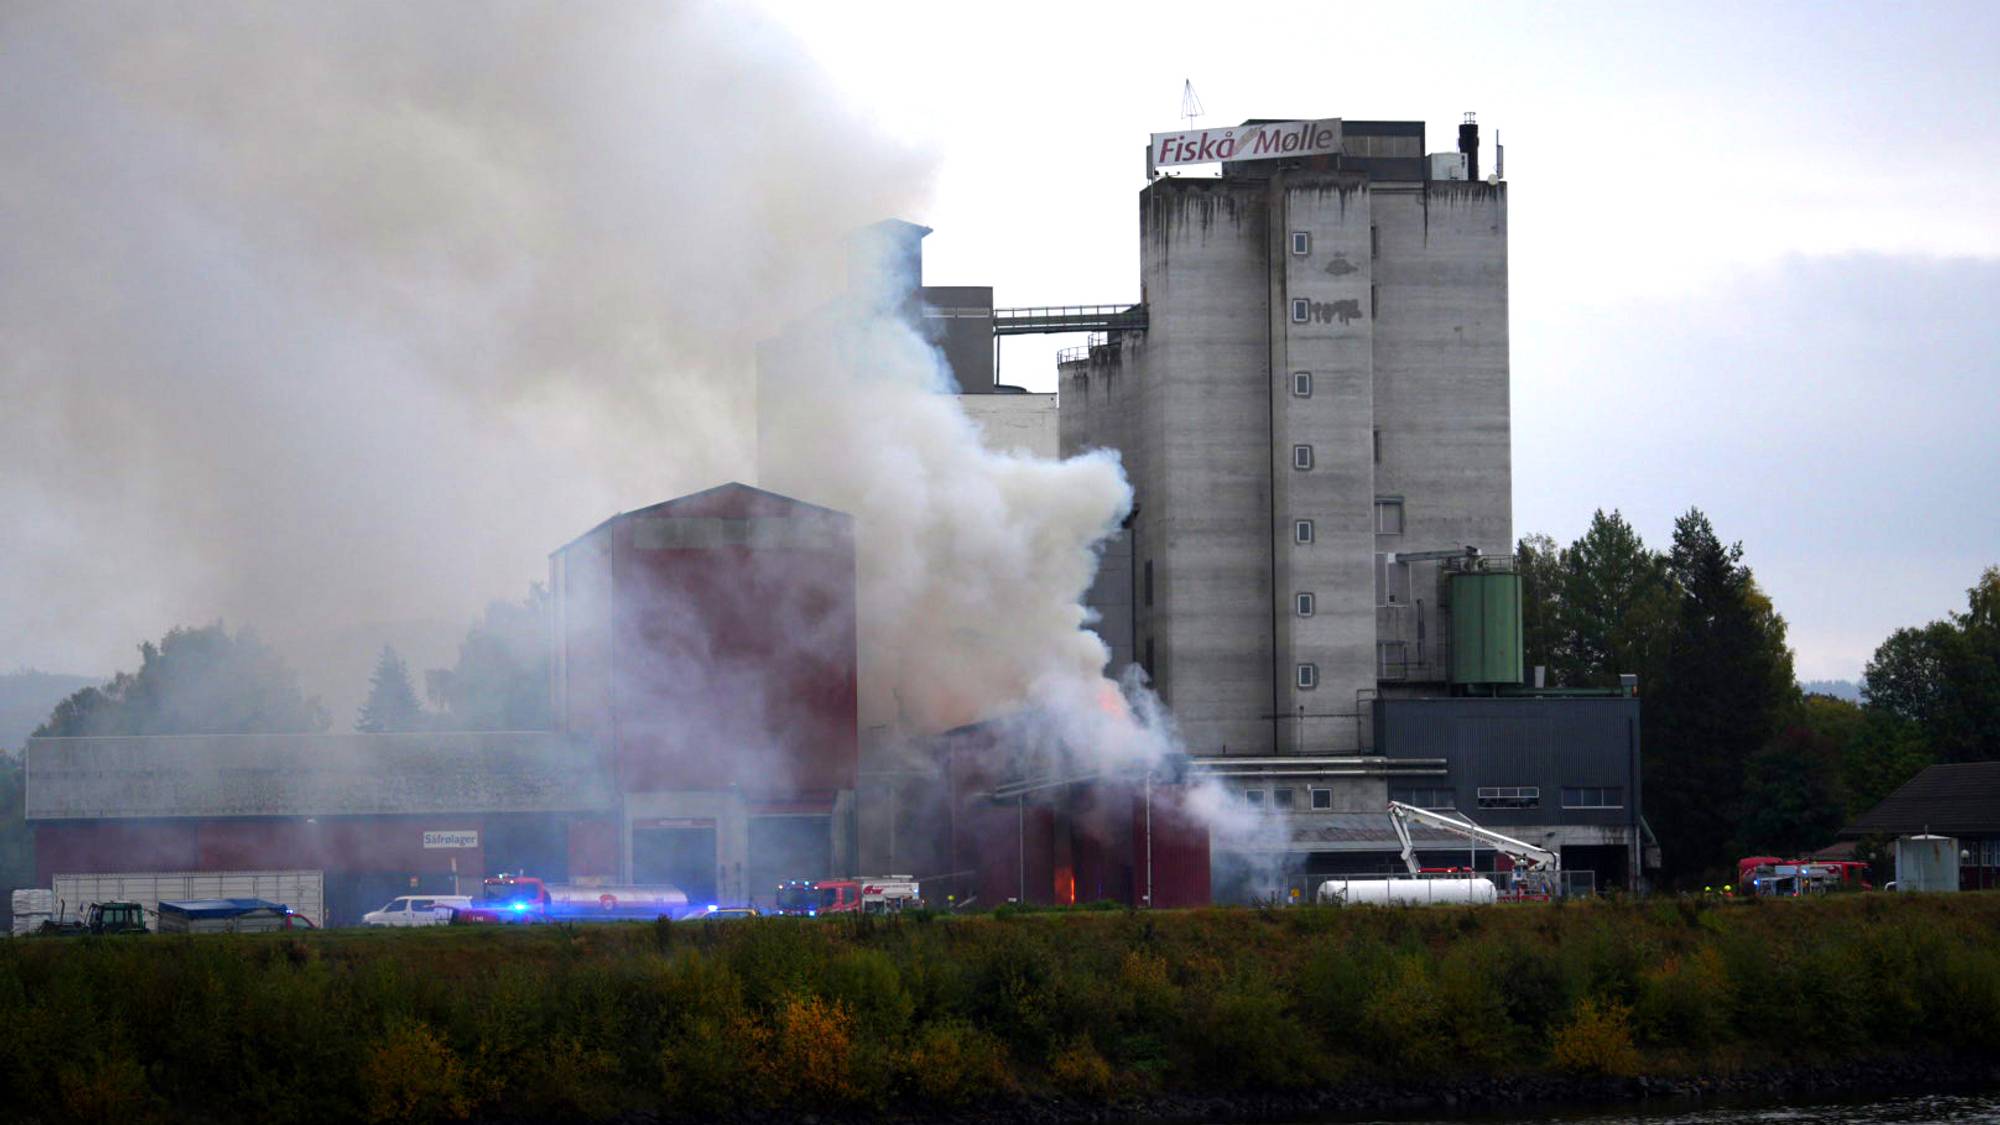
left=1647, top=510, right=1797, bottom=882
left=1557, top=510, right=1674, bottom=690
left=356, top=646, right=425, bottom=733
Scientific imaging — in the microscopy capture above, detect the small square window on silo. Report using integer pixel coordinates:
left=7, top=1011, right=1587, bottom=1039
left=1290, top=231, right=1310, bottom=256
left=1294, top=520, right=1314, bottom=545
left=1290, top=298, right=1310, bottom=323
left=1296, top=663, right=1318, bottom=690
left=1296, top=592, right=1315, bottom=617
left=1293, top=371, right=1312, bottom=397
left=1292, top=444, right=1313, bottom=470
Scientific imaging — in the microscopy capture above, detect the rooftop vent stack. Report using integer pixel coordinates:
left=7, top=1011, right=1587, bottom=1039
left=1459, top=112, right=1479, bottom=182
left=1495, top=129, right=1504, bottom=179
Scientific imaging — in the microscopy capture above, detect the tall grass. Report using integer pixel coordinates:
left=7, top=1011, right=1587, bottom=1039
left=1, top=895, right=1996, bottom=1123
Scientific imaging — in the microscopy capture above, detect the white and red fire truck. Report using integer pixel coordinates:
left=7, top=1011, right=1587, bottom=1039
left=773, top=875, right=921, bottom=916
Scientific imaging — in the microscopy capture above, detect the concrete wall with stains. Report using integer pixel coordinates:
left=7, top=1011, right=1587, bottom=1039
left=1275, top=175, right=1381, bottom=754
left=1058, top=137, right=1511, bottom=763
left=1371, top=181, right=1512, bottom=688
left=1135, top=178, right=1277, bottom=756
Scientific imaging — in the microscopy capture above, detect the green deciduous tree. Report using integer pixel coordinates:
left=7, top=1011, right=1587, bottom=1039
left=34, top=623, right=328, bottom=737
left=1841, top=711, right=1935, bottom=816
left=1739, top=723, right=1847, bottom=857
left=1849, top=567, right=2000, bottom=808
left=426, top=585, right=552, bottom=731
left=356, top=646, right=426, bottom=733
left=1862, top=622, right=1955, bottom=734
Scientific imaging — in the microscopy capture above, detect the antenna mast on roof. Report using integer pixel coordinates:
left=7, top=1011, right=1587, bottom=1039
left=1180, top=80, right=1204, bottom=129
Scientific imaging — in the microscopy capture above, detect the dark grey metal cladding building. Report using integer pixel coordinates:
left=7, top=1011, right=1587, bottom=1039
left=1374, top=696, right=1646, bottom=890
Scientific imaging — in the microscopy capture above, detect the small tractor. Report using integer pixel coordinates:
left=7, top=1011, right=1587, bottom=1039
left=39, top=901, right=150, bottom=936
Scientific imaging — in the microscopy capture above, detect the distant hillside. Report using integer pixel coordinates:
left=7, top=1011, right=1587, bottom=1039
left=0, top=670, right=98, bottom=753
left=1801, top=678, right=1863, bottom=703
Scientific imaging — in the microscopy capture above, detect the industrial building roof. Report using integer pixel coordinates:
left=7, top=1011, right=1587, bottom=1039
left=1842, top=762, right=2000, bottom=838
left=24, top=731, right=615, bottom=821
left=1290, top=814, right=1467, bottom=850
left=551, top=482, right=850, bottom=556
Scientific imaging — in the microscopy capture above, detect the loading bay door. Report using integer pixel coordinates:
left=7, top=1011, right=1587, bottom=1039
left=633, top=821, right=717, bottom=905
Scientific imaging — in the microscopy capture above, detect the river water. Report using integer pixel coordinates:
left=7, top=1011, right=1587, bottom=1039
left=1335, top=1091, right=2000, bottom=1124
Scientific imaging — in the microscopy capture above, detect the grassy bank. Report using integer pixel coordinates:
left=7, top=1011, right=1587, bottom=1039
left=3, top=895, right=1998, bottom=1123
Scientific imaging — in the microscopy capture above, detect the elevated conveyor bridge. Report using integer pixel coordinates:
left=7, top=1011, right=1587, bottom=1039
left=991, top=304, right=1146, bottom=336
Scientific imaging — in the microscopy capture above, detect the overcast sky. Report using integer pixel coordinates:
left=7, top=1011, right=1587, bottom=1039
left=755, top=0, right=2000, bottom=681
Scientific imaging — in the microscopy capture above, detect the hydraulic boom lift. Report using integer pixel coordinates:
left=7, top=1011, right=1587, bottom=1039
left=1386, top=801, right=1563, bottom=900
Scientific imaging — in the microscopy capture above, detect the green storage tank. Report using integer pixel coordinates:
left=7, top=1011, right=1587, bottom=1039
left=1450, top=571, right=1524, bottom=686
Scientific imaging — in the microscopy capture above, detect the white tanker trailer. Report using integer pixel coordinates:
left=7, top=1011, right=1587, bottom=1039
left=454, top=874, right=690, bottom=923
left=1316, top=877, right=1499, bottom=906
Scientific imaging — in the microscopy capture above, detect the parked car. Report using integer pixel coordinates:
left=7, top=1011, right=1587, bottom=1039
left=362, top=895, right=473, bottom=927
left=689, top=906, right=760, bottom=921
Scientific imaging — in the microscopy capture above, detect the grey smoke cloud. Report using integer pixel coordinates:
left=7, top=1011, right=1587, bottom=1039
left=1, top=4, right=929, bottom=694
left=0, top=5, right=1286, bottom=874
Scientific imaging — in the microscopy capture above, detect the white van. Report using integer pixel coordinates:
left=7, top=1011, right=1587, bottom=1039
left=362, top=895, right=473, bottom=927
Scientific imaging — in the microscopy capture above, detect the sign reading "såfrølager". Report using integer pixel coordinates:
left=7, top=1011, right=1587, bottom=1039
left=1150, top=118, right=1341, bottom=170
left=423, top=830, right=479, bottom=849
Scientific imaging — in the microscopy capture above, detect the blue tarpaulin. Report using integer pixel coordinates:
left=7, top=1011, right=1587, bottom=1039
left=158, top=898, right=288, bottom=918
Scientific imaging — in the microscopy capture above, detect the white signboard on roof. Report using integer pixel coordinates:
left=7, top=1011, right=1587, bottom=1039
left=1150, top=118, right=1341, bottom=169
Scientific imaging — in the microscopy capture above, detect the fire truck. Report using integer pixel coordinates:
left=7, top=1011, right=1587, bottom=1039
left=772, top=875, right=921, bottom=916
left=451, top=874, right=689, bottom=924
left=1735, top=856, right=1872, bottom=896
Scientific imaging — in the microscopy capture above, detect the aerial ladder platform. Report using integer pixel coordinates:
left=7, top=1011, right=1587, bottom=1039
left=1386, top=800, right=1564, bottom=900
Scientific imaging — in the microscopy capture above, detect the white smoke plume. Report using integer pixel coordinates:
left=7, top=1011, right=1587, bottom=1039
left=1, top=4, right=921, bottom=701
left=2, top=4, right=1275, bottom=875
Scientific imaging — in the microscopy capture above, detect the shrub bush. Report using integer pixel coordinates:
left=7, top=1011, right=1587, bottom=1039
left=659, top=1013, right=766, bottom=1115
left=1634, top=946, right=1731, bottom=1050
left=0, top=895, right=1995, bottom=1121
left=1357, top=954, right=1448, bottom=1075
left=901, top=1019, right=1013, bottom=1106
left=1436, top=943, right=1516, bottom=1070
left=1050, top=1036, right=1117, bottom=1098
left=358, top=1021, right=471, bottom=1123
left=768, top=995, right=863, bottom=1106
left=1551, top=998, right=1640, bottom=1077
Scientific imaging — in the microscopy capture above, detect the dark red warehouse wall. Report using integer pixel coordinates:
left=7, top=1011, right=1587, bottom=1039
left=556, top=486, right=858, bottom=799
left=1133, top=786, right=1211, bottom=908
left=567, top=815, right=621, bottom=880
left=36, top=816, right=486, bottom=886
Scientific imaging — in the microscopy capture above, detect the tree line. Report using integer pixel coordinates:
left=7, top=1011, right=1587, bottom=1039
left=1520, top=508, right=1998, bottom=885
left=32, top=585, right=554, bottom=740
